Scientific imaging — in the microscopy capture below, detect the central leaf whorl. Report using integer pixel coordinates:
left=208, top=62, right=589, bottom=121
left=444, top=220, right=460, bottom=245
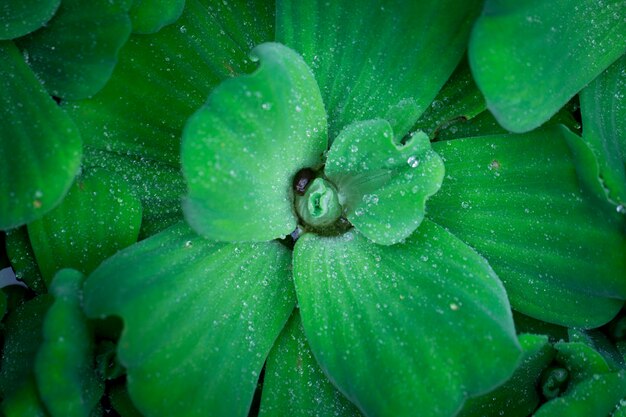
left=295, top=177, right=342, bottom=228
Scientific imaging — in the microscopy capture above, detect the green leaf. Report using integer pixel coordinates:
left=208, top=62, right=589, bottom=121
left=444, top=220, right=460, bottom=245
left=579, top=55, right=626, bottom=210
left=259, top=312, right=362, bottom=417
left=35, top=269, right=103, bottom=417
left=428, top=125, right=626, bottom=327
left=0, top=41, right=82, bottom=230
left=0, top=296, right=52, bottom=401
left=66, top=0, right=274, bottom=167
left=27, top=168, right=142, bottom=286
left=277, top=0, right=483, bottom=139
left=5, top=227, right=46, bottom=293
left=293, top=221, right=521, bottom=417
left=129, top=0, right=185, bottom=34
left=16, top=0, right=132, bottom=100
left=325, top=120, right=444, bottom=245
left=567, top=329, right=626, bottom=371
left=83, top=223, right=296, bottom=417
left=413, top=56, right=486, bottom=139
left=0, top=0, right=60, bottom=40
left=469, top=0, right=626, bottom=133
left=534, top=371, right=626, bottom=417
left=182, top=42, right=327, bottom=242
left=82, top=147, right=185, bottom=238
left=458, top=334, right=555, bottom=417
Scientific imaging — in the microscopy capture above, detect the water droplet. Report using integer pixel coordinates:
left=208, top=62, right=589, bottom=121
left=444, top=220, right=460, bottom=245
left=461, top=201, right=470, bottom=209
left=407, top=156, right=420, bottom=168
left=261, top=103, right=272, bottom=110
left=617, top=204, right=626, bottom=214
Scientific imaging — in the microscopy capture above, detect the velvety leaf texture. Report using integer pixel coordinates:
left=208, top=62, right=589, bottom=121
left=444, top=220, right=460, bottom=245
left=277, top=0, right=484, bottom=139
left=83, top=223, right=296, bottom=417
left=27, top=168, right=142, bottom=286
left=0, top=41, right=82, bottom=231
left=260, top=312, right=362, bottom=417
left=182, top=42, right=327, bottom=242
left=470, top=0, right=626, bottom=132
left=428, top=125, right=626, bottom=327
left=293, top=221, right=521, bottom=417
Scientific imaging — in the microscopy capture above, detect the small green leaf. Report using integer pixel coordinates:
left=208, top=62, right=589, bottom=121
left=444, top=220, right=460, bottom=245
left=109, top=383, right=143, bottom=417
left=27, top=168, right=142, bottom=286
left=0, top=0, right=60, bottom=40
left=182, top=42, right=327, bottom=242
left=0, top=41, right=82, bottom=230
left=428, top=125, right=626, bottom=327
left=325, top=120, right=444, bottom=245
left=458, top=334, right=555, bottom=417
left=5, top=228, right=46, bottom=293
left=534, top=371, right=626, bottom=417
left=259, top=312, right=362, bottom=417
left=277, top=0, right=483, bottom=138
left=469, top=0, right=626, bottom=132
left=16, top=0, right=132, bottom=99
left=66, top=0, right=273, bottom=167
left=35, top=269, right=103, bottom=417
left=83, top=223, right=296, bottom=417
left=293, top=221, right=521, bottom=417
left=579, top=55, right=626, bottom=211
left=129, top=0, right=185, bottom=34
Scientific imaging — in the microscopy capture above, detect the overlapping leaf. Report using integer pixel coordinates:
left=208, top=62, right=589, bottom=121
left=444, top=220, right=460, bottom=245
left=27, top=168, right=142, bottom=286
left=428, top=125, right=626, bottom=327
left=0, top=0, right=60, bottom=40
left=0, top=41, right=82, bottom=230
left=277, top=0, right=484, bottom=139
left=470, top=0, right=626, bottom=132
left=293, top=221, right=521, bottom=417
left=182, top=42, right=327, bottom=242
left=325, top=120, right=444, bottom=244
left=83, top=223, right=296, bottom=417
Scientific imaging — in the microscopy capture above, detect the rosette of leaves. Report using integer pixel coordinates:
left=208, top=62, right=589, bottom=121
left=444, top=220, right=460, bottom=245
left=1, top=0, right=626, bottom=416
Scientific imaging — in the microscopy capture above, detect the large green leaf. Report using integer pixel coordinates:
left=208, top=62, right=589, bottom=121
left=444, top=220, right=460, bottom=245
left=129, top=0, right=185, bottom=34
left=16, top=0, right=132, bottom=100
left=259, top=312, right=362, bottom=417
left=0, top=0, right=60, bottom=40
left=0, top=41, right=82, bottom=231
left=428, top=125, right=626, bottom=327
left=458, top=334, right=555, bottom=417
left=66, top=0, right=274, bottom=167
left=27, top=168, right=142, bottom=286
left=35, top=269, right=103, bottom=417
left=277, top=0, right=483, bottom=139
left=293, top=221, right=521, bottom=417
left=579, top=55, right=626, bottom=211
left=83, top=223, right=296, bottom=417
left=534, top=371, right=626, bottom=417
left=325, top=120, right=444, bottom=245
left=1, top=378, right=49, bottom=417
left=469, top=0, right=626, bottom=132
left=182, top=42, right=327, bottom=242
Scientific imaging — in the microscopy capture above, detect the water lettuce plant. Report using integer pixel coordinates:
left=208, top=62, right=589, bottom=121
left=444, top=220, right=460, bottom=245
left=0, top=0, right=625, bottom=416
